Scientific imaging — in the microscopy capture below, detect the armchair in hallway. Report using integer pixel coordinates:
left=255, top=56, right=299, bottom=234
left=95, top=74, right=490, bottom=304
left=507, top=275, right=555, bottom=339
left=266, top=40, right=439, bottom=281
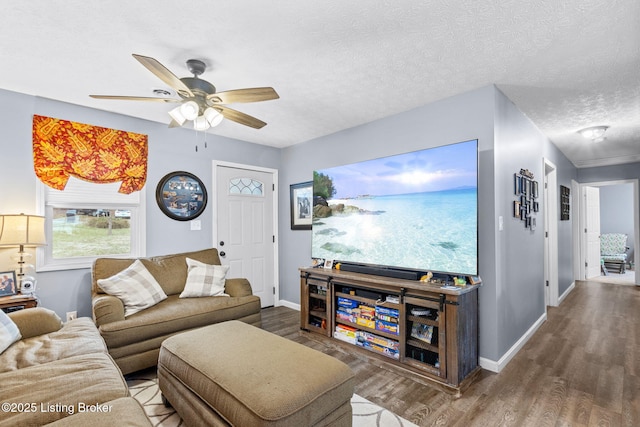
left=600, top=233, right=629, bottom=274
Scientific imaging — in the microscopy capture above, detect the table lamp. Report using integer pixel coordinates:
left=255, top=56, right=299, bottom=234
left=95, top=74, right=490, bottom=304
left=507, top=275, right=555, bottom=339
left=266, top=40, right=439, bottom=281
left=0, top=213, right=47, bottom=294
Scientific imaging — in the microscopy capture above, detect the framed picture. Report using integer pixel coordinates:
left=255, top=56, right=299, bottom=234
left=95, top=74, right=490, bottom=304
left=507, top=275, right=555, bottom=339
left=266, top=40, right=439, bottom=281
left=156, top=171, right=208, bottom=221
left=323, top=259, right=333, bottom=269
left=0, top=271, right=17, bottom=297
left=290, top=181, right=313, bottom=230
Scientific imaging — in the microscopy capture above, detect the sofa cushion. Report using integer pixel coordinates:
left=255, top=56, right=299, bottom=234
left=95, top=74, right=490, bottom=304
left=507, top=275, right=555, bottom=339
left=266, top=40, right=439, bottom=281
left=180, top=258, right=229, bottom=298
left=0, top=317, right=108, bottom=374
left=9, top=307, right=63, bottom=339
left=44, top=397, right=152, bottom=427
left=0, top=352, right=129, bottom=426
left=98, top=294, right=261, bottom=349
left=98, top=259, right=168, bottom=317
left=92, top=248, right=223, bottom=296
left=0, top=310, right=21, bottom=355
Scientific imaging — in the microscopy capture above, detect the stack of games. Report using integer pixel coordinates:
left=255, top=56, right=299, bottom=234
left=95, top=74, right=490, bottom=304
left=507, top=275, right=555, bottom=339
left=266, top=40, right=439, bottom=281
left=334, top=324, right=358, bottom=344
left=357, top=331, right=400, bottom=359
left=355, top=304, right=375, bottom=329
left=375, top=305, right=399, bottom=335
left=336, top=297, right=358, bottom=323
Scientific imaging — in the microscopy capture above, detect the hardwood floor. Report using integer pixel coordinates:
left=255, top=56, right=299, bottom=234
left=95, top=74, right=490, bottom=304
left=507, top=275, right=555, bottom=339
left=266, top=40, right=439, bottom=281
left=261, top=279, right=640, bottom=426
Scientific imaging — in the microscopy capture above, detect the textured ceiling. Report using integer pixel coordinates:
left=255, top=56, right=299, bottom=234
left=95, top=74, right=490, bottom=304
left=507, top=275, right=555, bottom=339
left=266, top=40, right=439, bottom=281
left=1, top=1, right=639, bottom=168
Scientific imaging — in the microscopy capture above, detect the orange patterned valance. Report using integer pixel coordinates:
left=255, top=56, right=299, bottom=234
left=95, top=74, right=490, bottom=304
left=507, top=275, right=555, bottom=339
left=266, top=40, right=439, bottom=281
left=32, top=115, right=148, bottom=194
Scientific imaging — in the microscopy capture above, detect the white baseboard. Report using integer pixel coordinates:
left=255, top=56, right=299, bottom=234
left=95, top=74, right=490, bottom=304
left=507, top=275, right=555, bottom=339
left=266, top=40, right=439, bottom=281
left=558, top=282, right=575, bottom=304
left=277, top=300, right=300, bottom=311
left=479, top=311, right=547, bottom=373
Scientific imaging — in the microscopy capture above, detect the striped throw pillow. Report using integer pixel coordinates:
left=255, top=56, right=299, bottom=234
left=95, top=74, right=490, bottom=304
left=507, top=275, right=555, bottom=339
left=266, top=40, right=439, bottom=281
left=179, top=257, right=229, bottom=298
left=97, top=259, right=167, bottom=317
left=0, top=310, right=22, bottom=354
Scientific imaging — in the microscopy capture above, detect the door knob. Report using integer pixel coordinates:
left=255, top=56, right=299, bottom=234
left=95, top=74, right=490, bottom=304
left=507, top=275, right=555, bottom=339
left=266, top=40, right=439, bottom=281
left=219, top=251, right=226, bottom=257
left=219, top=241, right=225, bottom=246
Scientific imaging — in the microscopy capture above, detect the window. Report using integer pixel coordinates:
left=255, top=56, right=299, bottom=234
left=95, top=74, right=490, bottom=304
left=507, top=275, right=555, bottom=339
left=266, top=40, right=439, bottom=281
left=37, top=177, right=145, bottom=271
left=229, top=178, right=263, bottom=196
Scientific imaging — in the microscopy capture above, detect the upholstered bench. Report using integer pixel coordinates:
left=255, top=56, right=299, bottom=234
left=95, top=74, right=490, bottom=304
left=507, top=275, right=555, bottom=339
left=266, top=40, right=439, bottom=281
left=158, top=320, right=355, bottom=426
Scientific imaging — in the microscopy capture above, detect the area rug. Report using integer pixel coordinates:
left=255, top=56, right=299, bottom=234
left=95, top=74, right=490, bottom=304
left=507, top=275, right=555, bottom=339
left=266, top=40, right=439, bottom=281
left=126, top=370, right=418, bottom=427
left=592, top=269, right=636, bottom=285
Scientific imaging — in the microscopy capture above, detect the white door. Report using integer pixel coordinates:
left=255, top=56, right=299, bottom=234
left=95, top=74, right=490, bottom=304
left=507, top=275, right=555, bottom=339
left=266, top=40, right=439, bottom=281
left=543, top=174, right=550, bottom=306
left=216, top=165, right=275, bottom=307
left=584, top=186, right=601, bottom=279
left=543, top=159, right=559, bottom=306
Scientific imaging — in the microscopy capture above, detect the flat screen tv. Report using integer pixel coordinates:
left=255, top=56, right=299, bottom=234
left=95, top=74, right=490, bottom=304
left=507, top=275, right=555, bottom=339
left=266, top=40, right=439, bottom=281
left=312, top=139, right=478, bottom=278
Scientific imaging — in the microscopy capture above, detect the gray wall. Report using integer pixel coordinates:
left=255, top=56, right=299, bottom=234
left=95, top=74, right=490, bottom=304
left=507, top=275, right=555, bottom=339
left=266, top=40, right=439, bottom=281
left=0, top=89, right=280, bottom=319
left=493, top=88, right=545, bottom=355
left=279, top=85, right=577, bottom=363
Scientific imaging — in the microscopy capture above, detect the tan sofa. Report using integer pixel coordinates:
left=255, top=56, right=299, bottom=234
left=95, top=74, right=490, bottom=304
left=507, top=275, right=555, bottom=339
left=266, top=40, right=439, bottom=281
left=91, top=248, right=262, bottom=375
left=0, top=307, right=151, bottom=426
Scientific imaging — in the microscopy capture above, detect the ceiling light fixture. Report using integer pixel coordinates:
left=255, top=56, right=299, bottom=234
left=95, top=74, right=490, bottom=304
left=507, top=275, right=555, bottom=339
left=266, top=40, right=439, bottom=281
left=578, top=125, right=609, bottom=143
left=168, top=102, right=224, bottom=131
left=180, top=101, right=200, bottom=121
left=91, top=55, right=278, bottom=131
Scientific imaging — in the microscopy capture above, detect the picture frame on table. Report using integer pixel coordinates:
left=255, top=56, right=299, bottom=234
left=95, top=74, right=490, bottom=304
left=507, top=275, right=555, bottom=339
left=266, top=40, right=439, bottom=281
left=290, top=181, right=313, bottom=230
left=0, top=271, right=17, bottom=297
left=323, top=259, right=334, bottom=269
left=156, top=171, right=208, bottom=221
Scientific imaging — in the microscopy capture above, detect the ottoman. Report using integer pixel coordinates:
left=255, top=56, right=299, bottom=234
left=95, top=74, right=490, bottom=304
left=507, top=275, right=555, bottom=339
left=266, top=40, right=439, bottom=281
left=158, top=320, right=355, bottom=426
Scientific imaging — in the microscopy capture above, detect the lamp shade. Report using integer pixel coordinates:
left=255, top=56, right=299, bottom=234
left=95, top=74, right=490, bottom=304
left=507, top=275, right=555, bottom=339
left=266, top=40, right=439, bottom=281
left=180, top=101, right=200, bottom=121
left=204, top=107, right=224, bottom=127
left=168, top=106, right=187, bottom=126
left=0, top=214, right=46, bottom=247
left=193, top=115, right=210, bottom=131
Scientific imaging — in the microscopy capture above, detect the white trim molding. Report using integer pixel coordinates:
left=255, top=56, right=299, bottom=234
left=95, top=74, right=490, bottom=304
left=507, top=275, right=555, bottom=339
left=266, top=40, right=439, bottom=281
left=278, top=300, right=301, bottom=311
left=479, top=312, right=547, bottom=373
left=558, top=281, right=576, bottom=305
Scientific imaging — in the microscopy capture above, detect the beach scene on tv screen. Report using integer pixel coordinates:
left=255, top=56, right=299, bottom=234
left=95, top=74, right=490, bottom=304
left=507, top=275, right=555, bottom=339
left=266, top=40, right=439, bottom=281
left=312, top=140, right=478, bottom=276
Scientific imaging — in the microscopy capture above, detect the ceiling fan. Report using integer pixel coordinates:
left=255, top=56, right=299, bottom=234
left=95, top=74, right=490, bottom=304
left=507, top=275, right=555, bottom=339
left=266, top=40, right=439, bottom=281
left=90, top=54, right=279, bottom=130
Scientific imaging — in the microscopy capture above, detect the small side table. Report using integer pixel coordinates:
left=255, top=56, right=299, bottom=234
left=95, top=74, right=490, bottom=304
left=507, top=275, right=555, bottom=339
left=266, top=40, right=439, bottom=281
left=0, top=294, right=38, bottom=313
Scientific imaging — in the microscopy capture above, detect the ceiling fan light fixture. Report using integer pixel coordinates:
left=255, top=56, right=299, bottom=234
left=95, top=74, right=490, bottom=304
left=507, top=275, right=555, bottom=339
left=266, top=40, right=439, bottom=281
left=193, top=115, right=210, bottom=131
left=168, top=106, right=187, bottom=125
left=578, top=125, right=608, bottom=141
left=204, top=107, right=223, bottom=127
left=180, top=101, right=200, bottom=121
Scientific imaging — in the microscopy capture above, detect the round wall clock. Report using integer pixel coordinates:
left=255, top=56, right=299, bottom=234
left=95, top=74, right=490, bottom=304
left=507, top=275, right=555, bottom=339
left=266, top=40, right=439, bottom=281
left=155, top=171, right=208, bottom=221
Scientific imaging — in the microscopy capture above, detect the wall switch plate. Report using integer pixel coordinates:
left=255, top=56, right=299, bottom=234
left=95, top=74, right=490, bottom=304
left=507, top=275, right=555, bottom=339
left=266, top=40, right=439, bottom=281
left=498, top=216, right=504, bottom=231
left=190, top=220, right=201, bottom=231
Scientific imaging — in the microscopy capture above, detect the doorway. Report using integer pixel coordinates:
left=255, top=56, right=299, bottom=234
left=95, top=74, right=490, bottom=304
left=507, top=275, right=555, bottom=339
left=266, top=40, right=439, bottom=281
left=576, top=179, right=640, bottom=286
left=213, top=161, right=279, bottom=307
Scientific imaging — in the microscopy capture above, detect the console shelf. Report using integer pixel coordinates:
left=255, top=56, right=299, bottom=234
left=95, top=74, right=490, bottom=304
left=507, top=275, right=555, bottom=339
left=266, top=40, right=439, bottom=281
left=300, top=267, right=480, bottom=395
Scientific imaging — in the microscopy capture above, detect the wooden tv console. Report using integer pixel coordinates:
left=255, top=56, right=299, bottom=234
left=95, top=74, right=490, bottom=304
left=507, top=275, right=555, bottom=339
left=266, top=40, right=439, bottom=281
left=299, top=267, right=481, bottom=395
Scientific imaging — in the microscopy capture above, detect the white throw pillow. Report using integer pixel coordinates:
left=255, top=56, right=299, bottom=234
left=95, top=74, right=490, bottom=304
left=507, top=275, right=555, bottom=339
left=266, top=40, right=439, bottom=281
left=179, top=257, right=229, bottom=298
left=0, top=309, right=22, bottom=355
left=97, top=259, right=168, bottom=317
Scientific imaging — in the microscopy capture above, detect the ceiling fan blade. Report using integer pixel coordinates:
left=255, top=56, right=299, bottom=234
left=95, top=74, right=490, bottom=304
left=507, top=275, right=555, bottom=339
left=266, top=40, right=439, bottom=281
left=132, top=54, right=194, bottom=98
left=90, top=95, right=181, bottom=103
left=215, top=105, right=267, bottom=129
left=208, top=87, right=279, bottom=104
